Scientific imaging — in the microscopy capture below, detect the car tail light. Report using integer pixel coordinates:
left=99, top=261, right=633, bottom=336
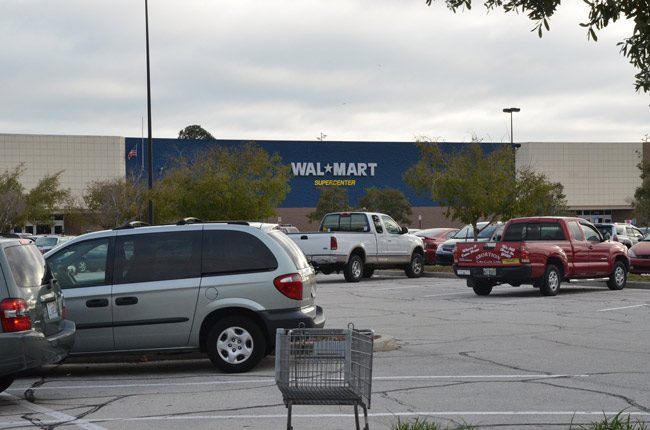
left=330, top=236, right=338, bottom=251
left=1, top=298, right=32, bottom=332
left=452, top=245, right=460, bottom=262
left=274, top=273, right=303, bottom=300
left=520, top=245, right=531, bottom=264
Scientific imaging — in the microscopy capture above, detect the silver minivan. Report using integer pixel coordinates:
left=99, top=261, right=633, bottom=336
left=0, top=237, right=76, bottom=392
left=45, top=221, right=325, bottom=373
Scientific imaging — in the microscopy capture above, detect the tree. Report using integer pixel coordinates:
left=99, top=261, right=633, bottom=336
left=151, top=142, right=290, bottom=223
left=83, top=175, right=149, bottom=229
left=404, top=138, right=567, bottom=239
left=25, top=171, right=71, bottom=228
left=0, top=164, right=71, bottom=232
left=633, top=135, right=650, bottom=224
left=308, top=188, right=351, bottom=223
left=426, top=0, right=650, bottom=93
left=358, top=187, right=413, bottom=224
left=0, top=165, right=27, bottom=232
left=178, top=125, right=215, bottom=140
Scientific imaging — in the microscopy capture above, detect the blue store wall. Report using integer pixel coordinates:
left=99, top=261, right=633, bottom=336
left=125, top=138, right=502, bottom=208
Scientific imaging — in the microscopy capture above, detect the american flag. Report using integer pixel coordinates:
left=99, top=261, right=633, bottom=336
left=127, top=147, right=138, bottom=160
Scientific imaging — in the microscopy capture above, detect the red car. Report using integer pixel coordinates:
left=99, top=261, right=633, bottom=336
left=628, top=238, right=650, bottom=274
left=415, top=228, right=459, bottom=265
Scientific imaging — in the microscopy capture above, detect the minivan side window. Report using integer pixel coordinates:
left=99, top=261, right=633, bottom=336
left=203, top=230, right=278, bottom=275
left=48, top=238, right=111, bottom=289
left=114, top=231, right=201, bottom=284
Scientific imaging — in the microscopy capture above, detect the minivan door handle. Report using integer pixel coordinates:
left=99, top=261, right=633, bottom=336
left=86, top=298, right=109, bottom=308
left=115, top=297, right=138, bottom=306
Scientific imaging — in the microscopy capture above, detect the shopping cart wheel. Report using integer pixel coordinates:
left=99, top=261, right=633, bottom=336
left=206, top=316, right=267, bottom=373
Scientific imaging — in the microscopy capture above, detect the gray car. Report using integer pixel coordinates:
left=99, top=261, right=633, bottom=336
left=594, top=223, right=644, bottom=248
left=0, top=237, right=76, bottom=393
left=435, top=222, right=502, bottom=266
left=45, top=221, right=325, bottom=373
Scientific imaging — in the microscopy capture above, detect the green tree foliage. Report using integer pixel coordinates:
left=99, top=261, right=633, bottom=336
left=151, top=143, right=290, bottom=222
left=308, top=188, right=351, bottom=222
left=404, top=138, right=567, bottom=239
left=0, top=165, right=27, bottom=232
left=178, top=124, right=215, bottom=140
left=0, top=164, right=71, bottom=232
left=25, top=171, right=71, bottom=227
left=358, top=187, right=413, bottom=224
left=633, top=136, right=650, bottom=224
left=426, top=0, right=650, bottom=93
left=83, top=175, right=148, bottom=229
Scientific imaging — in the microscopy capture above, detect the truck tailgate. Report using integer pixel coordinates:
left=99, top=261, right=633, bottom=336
left=455, top=242, right=523, bottom=266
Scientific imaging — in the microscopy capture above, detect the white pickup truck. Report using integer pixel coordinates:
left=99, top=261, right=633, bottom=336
left=287, top=212, right=425, bottom=282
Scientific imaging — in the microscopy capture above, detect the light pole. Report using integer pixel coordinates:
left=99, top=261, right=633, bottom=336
left=502, top=107, right=521, bottom=178
left=145, top=0, right=154, bottom=224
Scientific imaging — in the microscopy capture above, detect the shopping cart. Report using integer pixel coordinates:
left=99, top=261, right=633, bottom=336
left=275, top=324, right=374, bottom=430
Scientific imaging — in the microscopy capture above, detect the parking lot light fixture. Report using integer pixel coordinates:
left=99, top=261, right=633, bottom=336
left=502, top=107, right=521, bottom=177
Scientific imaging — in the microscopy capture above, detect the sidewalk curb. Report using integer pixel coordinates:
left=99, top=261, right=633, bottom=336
left=422, top=270, right=650, bottom=289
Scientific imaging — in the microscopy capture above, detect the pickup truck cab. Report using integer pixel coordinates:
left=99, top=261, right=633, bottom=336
left=288, top=212, right=425, bottom=282
left=453, top=216, right=629, bottom=296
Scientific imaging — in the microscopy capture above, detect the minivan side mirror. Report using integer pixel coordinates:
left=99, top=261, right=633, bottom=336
left=401, top=226, right=408, bottom=234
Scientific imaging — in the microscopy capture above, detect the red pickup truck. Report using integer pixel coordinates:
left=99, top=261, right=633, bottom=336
left=453, top=216, right=629, bottom=296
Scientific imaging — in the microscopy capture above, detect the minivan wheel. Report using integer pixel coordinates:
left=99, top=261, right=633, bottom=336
left=206, top=316, right=267, bottom=373
left=0, top=375, right=14, bottom=393
left=344, top=254, right=364, bottom=282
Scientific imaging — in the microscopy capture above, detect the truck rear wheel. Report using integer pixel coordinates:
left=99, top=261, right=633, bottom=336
left=344, top=254, right=364, bottom=282
left=606, top=261, right=627, bottom=290
left=467, top=278, right=493, bottom=296
left=539, top=264, right=561, bottom=296
left=405, top=252, right=424, bottom=278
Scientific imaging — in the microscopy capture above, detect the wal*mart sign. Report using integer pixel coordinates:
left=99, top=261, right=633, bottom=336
left=291, top=162, right=378, bottom=177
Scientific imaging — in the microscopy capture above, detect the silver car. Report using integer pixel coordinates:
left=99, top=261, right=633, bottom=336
left=45, top=221, right=325, bottom=373
left=0, top=237, right=76, bottom=393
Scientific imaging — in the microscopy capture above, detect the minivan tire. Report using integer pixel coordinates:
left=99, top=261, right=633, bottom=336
left=206, top=316, right=267, bottom=373
left=0, top=375, right=14, bottom=393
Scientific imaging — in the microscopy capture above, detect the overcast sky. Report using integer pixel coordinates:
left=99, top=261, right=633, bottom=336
left=1, top=0, right=647, bottom=143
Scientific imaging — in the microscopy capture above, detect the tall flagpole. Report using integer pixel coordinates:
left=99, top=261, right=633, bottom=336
left=145, top=0, right=154, bottom=224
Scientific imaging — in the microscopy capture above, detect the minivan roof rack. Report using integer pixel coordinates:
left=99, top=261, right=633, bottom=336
left=115, top=221, right=150, bottom=230
left=177, top=217, right=204, bottom=225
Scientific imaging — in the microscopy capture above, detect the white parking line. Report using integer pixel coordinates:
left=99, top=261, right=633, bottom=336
left=0, top=392, right=108, bottom=430
left=598, top=304, right=649, bottom=312
left=7, top=374, right=589, bottom=391
left=2, top=410, right=648, bottom=427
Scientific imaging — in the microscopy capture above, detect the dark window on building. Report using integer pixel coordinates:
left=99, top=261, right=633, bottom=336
left=114, top=231, right=201, bottom=284
left=202, top=230, right=277, bottom=275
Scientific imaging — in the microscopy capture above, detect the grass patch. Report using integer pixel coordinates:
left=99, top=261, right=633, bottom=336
left=392, top=413, right=648, bottom=430
left=424, top=265, right=454, bottom=273
left=392, top=418, right=475, bottom=430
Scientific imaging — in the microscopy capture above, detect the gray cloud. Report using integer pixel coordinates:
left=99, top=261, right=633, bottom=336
left=0, top=0, right=646, bottom=142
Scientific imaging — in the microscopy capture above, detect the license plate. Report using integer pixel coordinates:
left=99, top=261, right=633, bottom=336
left=501, top=258, right=520, bottom=264
left=46, top=301, right=59, bottom=319
left=457, top=269, right=470, bottom=276
left=483, top=267, right=497, bottom=276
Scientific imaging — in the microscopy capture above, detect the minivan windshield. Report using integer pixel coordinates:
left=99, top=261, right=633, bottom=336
left=268, top=231, right=310, bottom=270
left=5, top=243, right=50, bottom=287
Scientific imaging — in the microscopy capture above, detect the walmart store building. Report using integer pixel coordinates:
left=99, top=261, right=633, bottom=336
left=0, top=133, right=644, bottom=233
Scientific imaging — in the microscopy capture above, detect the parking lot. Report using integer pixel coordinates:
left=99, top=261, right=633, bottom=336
left=1, top=273, right=649, bottom=429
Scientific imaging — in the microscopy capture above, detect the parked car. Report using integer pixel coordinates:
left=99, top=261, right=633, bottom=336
left=435, top=222, right=502, bottom=266
left=34, top=235, right=75, bottom=254
left=286, top=212, right=425, bottom=282
left=594, top=223, right=644, bottom=248
left=627, top=236, right=650, bottom=274
left=45, top=220, right=324, bottom=373
left=453, top=217, right=629, bottom=296
left=414, top=228, right=459, bottom=265
left=0, top=237, right=76, bottom=393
